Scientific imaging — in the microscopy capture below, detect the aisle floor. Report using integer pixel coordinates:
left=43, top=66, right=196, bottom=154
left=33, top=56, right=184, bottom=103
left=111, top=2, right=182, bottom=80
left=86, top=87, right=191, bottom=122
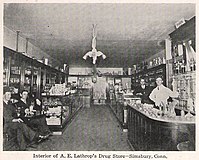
left=28, top=105, right=131, bottom=151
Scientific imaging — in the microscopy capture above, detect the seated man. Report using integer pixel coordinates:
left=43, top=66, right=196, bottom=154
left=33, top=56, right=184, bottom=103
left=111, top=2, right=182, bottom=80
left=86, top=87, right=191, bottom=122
left=3, top=87, right=44, bottom=151
left=15, top=90, right=51, bottom=138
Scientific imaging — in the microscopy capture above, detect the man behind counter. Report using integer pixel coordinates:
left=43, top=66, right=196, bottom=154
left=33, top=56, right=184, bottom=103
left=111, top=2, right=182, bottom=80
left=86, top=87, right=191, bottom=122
left=133, top=78, right=153, bottom=104
left=149, top=77, right=179, bottom=114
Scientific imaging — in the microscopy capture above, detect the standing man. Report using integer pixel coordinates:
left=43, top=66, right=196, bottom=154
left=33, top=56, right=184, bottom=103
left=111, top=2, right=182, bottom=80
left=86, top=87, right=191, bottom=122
left=3, top=87, right=43, bottom=151
left=133, top=79, right=152, bottom=104
left=149, top=77, right=179, bottom=113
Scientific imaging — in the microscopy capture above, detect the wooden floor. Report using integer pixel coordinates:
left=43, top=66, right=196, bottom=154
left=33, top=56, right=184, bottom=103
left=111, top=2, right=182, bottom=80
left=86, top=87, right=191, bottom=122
left=27, top=105, right=131, bottom=151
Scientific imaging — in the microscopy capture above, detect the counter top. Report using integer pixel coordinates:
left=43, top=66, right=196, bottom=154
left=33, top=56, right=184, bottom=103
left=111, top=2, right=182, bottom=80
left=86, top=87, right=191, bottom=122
left=128, top=103, right=195, bottom=124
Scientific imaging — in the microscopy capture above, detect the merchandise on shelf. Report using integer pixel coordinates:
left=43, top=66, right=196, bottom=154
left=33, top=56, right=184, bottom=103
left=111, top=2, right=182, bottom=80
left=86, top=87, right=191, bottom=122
left=168, top=16, right=196, bottom=114
left=62, top=106, right=70, bottom=120
left=4, top=47, right=67, bottom=100
left=129, top=102, right=195, bottom=121
left=172, top=72, right=195, bottom=113
left=46, top=117, right=61, bottom=125
left=48, top=83, right=69, bottom=95
left=131, top=64, right=166, bottom=89
left=42, top=97, right=63, bottom=126
left=41, top=94, right=83, bottom=133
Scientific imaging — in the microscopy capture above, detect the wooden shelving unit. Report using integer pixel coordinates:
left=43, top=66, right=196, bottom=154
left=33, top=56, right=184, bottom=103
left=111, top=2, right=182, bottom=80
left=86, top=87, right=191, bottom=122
left=131, top=64, right=166, bottom=89
left=168, top=16, right=196, bottom=115
left=3, top=46, right=67, bottom=99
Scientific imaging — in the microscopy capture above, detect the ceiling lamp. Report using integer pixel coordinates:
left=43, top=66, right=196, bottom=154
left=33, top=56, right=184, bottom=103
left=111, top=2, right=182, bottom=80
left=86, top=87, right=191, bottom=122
left=83, top=24, right=106, bottom=64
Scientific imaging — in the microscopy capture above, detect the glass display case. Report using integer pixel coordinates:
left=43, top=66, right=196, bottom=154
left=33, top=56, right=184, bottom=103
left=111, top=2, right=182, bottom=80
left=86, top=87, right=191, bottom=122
left=42, top=94, right=83, bottom=133
left=42, top=95, right=70, bottom=132
left=3, top=47, right=66, bottom=100
left=32, top=66, right=40, bottom=96
left=9, top=56, right=21, bottom=96
left=24, top=64, right=32, bottom=93
left=3, top=55, right=9, bottom=87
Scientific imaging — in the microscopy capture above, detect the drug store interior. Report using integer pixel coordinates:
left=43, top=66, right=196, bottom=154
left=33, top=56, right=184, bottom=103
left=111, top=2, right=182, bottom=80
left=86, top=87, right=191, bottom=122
left=2, top=3, right=196, bottom=151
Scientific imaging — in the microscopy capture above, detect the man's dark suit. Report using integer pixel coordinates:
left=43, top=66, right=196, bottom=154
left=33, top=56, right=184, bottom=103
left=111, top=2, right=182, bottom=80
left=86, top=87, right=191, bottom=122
left=16, top=99, right=51, bottom=136
left=133, top=85, right=153, bottom=104
left=3, top=101, right=37, bottom=150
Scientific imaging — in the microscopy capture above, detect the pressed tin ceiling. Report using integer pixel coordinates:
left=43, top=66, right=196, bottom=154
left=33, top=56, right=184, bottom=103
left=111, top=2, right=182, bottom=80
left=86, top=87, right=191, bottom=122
left=4, top=3, right=195, bottom=67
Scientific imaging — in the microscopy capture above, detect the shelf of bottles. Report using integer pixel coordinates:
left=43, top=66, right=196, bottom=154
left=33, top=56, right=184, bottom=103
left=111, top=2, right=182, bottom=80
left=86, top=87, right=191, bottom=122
left=9, top=56, right=21, bottom=97
left=43, top=72, right=56, bottom=94
left=172, top=43, right=196, bottom=76
left=169, top=16, right=196, bottom=115
left=40, top=69, right=45, bottom=93
left=172, top=72, right=195, bottom=114
left=32, top=67, right=39, bottom=96
left=131, top=57, right=166, bottom=74
left=171, top=42, right=196, bottom=114
left=3, top=56, right=9, bottom=87
left=4, top=47, right=68, bottom=101
left=24, top=64, right=32, bottom=93
left=131, top=64, right=166, bottom=89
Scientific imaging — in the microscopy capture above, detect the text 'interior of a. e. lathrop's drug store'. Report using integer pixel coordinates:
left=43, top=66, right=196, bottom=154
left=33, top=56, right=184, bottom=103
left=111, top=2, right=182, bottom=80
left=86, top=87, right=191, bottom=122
left=3, top=3, right=196, bottom=151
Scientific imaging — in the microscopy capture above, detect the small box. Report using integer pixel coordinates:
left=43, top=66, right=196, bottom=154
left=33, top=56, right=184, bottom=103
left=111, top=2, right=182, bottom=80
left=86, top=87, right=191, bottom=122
left=46, top=117, right=61, bottom=125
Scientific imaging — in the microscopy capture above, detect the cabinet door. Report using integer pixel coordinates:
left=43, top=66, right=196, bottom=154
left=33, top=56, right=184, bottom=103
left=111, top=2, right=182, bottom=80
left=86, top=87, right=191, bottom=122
left=9, top=54, right=22, bottom=99
left=23, top=62, right=32, bottom=93
left=31, top=66, right=41, bottom=98
left=3, top=55, right=10, bottom=87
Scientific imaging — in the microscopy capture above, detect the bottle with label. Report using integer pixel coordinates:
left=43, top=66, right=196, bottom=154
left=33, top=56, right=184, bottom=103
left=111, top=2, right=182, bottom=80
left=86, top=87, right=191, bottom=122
left=162, top=57, right=166, bottom=64
left=193, top=60, right=196, bottom=71
left=189, top=59, right=194, bottom=71
left=176, top=61, right=180, bottom=74
left=181, top=60, right=186, bottom=73
left=151, top=60, right=153, bottom=67
left=181, top=110, right=185, bottom=117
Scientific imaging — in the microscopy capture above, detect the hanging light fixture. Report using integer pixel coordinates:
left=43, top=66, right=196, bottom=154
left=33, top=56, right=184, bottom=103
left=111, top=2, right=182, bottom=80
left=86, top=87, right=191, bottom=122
left=83, top=24, right=106, bottom=64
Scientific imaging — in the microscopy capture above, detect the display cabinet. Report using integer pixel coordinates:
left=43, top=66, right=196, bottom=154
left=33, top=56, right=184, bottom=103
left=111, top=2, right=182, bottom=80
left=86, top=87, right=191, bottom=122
left=42, top=95, right=69, bottom=133
left=108, top=91, right=128, bottom=131
left=68, top=94, right=83, bottom=114
left=106, top=75, right=133, bottom=131
left=23, top=63, right=32, bottom=93
left=3, top=46, right=67, bottom=99
left=42, top=94, right=83, bottom=134
left=109, top=93, right=123, bottom=118
left=10, top=58, right=21, bottom=94
left=78, top=88, right=92, bottom=108
left=106, top=77, right=115, bottom=103
left=3, top=48, right=23, bottom=100
left=168, top=16, right=196, bottom=115
left=3, top=54, right=10, bottom=87
left=32, top=66, right=41, bottom=97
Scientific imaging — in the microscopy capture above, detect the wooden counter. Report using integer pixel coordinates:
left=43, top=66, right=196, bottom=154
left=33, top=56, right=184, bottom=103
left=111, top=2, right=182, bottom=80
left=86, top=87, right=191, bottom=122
left=127, top=104, right=195, bottom=151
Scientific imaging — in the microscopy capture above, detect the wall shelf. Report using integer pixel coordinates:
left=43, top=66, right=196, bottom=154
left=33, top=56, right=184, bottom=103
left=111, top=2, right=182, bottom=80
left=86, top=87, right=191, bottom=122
left=3, top=46, right=68, bottom=98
